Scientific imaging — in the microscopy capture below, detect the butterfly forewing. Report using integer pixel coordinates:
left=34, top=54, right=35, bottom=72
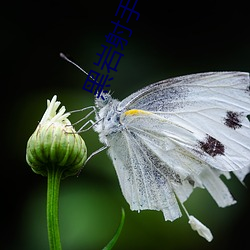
left=118, top=72, right=250, bottom=173
left=119, top=72, right=249, bottom=112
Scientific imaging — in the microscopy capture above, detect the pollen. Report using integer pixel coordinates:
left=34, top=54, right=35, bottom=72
left=124, top=109, right=152, bottom=116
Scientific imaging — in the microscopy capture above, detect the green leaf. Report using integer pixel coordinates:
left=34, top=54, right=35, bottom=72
left=102, top=208, right=125, bottom=250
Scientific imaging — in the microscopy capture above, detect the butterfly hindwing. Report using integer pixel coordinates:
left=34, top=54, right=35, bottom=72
left=107, top=126, right=182, bottom=221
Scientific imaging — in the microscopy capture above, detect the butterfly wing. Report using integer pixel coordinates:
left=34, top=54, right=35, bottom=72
left=107, top=126, right=182, bottom=221
left=105, top=72, right=249, bottom=221
left=113, top=111, right=236, bottom=218
left=118, top=72, right=250, bottom=174
left=118, top=72, right=249, bottom=113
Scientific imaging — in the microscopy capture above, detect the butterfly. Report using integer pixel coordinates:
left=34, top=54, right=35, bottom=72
left=89, top=71, right=250, bottom=241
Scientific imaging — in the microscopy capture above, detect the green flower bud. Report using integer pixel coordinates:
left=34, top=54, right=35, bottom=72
left=26, top=95, right=87, bottom=178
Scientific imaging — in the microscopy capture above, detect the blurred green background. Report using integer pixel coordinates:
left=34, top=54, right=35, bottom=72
left=2, top=1, right=250, bottom=250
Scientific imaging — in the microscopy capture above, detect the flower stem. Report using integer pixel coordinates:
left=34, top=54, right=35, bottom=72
left=47, top=165, right=63, bottom=250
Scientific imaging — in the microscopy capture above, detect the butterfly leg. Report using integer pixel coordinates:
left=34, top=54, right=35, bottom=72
left=77, top=145, right=108, bottom=176
left=70, top=106, right=96, bottom=125
left=68, top=106, right=100, bottom=132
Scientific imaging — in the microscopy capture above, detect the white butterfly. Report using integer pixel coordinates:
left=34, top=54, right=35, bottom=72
left=87, top=72, right=250, bottom=241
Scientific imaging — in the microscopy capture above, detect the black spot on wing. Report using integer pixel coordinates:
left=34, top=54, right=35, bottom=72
left=199, top=135, right=225, bottom=157
left=186, top=177, right=195, bottom=186
left=224, top=111, right=243, bottom=130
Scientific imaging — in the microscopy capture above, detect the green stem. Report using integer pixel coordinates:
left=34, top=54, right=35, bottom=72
left=47, top=165, right=63, bottom=250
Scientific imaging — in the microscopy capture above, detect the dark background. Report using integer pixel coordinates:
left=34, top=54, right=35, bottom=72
left=2, top=1, right=250, bottom=249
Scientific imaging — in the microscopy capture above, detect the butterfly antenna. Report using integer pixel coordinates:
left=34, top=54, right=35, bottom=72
left=60, top=53, right=90, bottom=76
left=60, top=53, right=97, bottom=83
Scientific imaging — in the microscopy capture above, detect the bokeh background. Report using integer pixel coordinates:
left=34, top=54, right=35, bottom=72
left=2, top=1, right=250, bottom=249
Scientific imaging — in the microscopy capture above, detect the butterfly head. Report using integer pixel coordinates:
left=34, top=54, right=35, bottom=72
left=95, top=92, right=113, bottom=109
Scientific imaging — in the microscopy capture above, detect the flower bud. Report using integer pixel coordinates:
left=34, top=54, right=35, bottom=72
left=26, top=95, right=87, bottom=178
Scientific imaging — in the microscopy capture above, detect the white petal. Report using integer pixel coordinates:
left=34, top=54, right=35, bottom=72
left=188, top=215, right=213, bottom=242
left=40, top=95, right=71, bottom=125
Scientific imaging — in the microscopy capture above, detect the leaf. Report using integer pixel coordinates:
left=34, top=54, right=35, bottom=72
left=102, top=208, right=125, bottom=250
